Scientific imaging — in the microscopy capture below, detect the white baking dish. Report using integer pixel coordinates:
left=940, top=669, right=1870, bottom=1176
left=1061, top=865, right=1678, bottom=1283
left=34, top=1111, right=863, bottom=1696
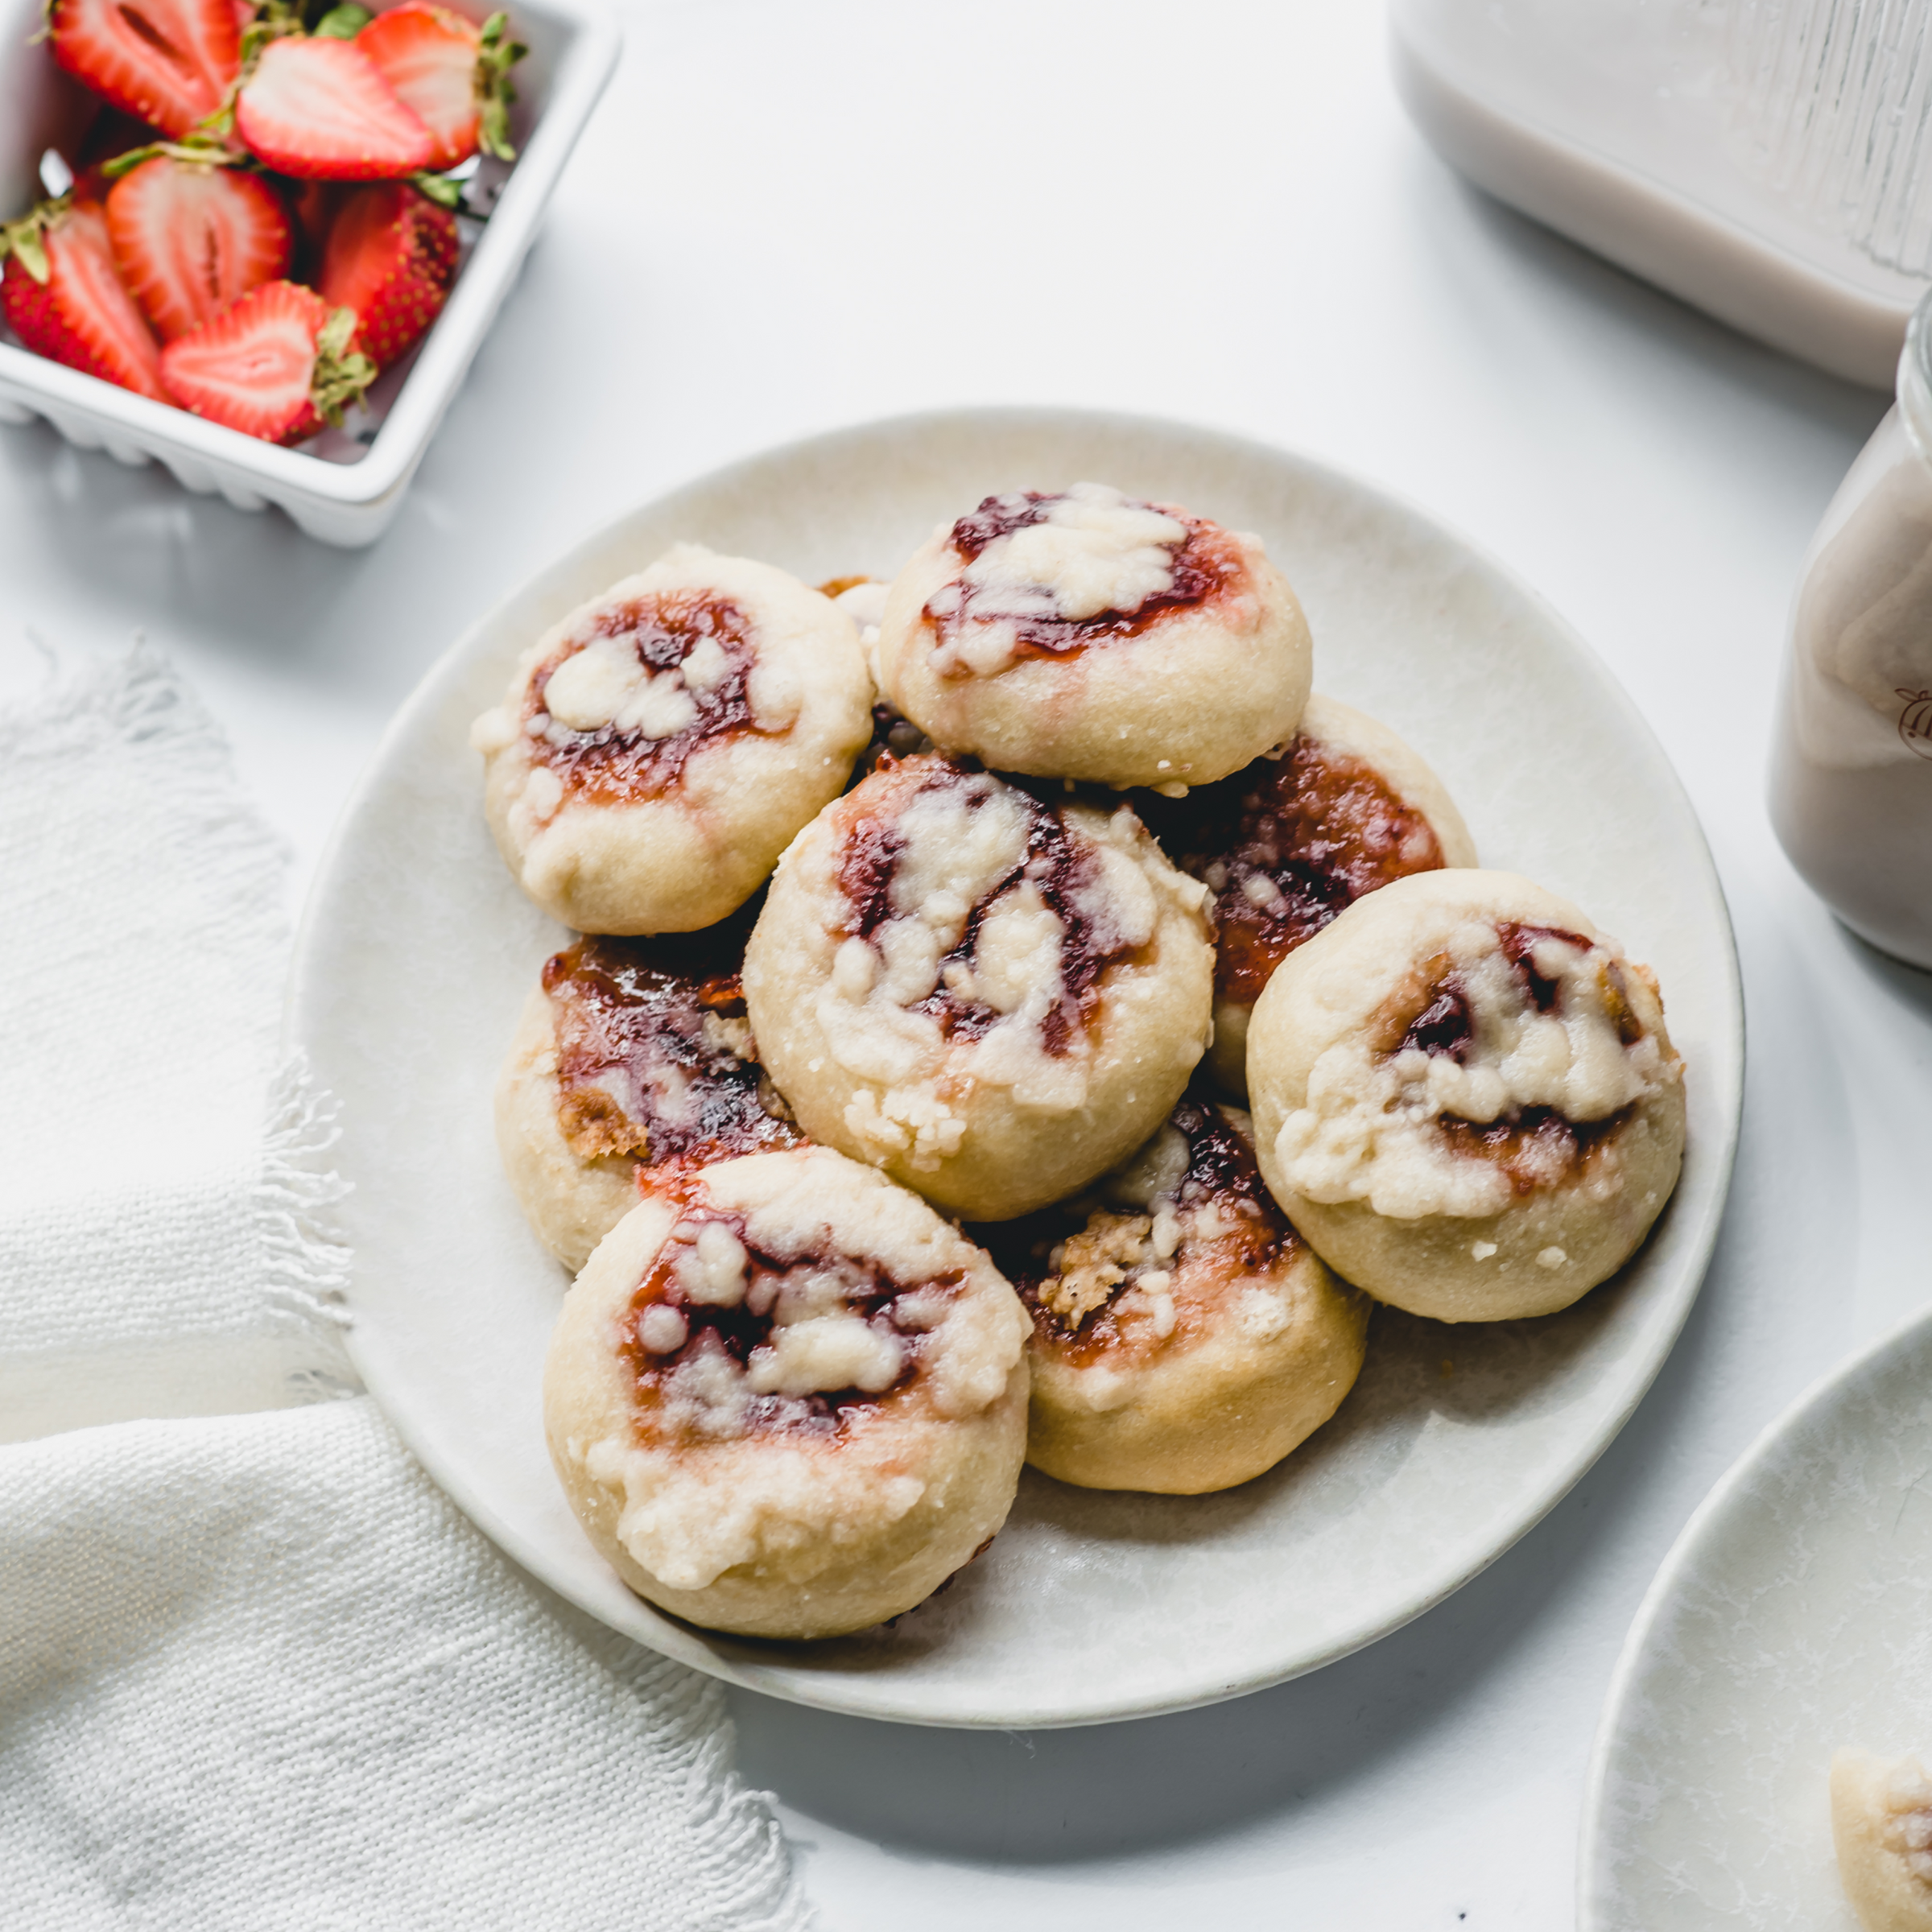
left=0, top=0, right=619, bottom=545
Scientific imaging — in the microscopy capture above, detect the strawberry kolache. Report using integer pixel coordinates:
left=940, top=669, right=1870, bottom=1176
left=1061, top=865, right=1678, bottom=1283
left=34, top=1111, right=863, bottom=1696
left=0, top=0, right=525, bottom=444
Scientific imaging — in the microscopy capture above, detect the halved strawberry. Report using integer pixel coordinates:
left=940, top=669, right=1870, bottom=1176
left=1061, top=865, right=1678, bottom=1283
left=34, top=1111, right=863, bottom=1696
left=234, top=37, right=436, bottom=180
left=159, top=279, right=375, bottom=443
left=356, top=4, right=480, bottom=170
left=47, top=0, right=240, bottom=142
left=105, top=157, right=293, bottom=344
left=316, top=180, right=456, bottom=365
left=1, top=200, right=167, bottom=402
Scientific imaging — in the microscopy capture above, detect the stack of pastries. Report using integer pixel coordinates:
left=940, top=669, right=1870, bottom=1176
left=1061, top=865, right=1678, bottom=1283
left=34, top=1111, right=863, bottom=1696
left=473, top=483, right=1688, bottom=1641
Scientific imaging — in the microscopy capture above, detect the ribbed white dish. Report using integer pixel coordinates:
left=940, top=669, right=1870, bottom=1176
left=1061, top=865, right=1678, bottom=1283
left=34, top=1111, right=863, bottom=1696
left=0, top=0, right=618, bottom=546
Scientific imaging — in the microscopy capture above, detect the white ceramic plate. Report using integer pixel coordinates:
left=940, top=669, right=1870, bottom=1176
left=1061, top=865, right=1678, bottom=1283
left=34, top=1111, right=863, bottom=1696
left=288, top=407, right=1742, bottom=1728
left=1583, top=1307, right=1932, bottom=1930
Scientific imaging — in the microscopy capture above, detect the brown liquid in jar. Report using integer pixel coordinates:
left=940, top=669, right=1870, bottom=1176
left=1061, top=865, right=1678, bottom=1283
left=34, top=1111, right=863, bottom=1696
left=1144, top=736, right=1447, bottom=1006
left=524, top=592, right=758, bottom=805
left=544, top=924, right=802, bottom=1166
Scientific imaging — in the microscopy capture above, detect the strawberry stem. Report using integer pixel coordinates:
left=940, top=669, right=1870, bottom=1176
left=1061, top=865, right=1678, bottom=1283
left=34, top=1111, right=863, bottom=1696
left=100, top=137, right=247, bottom=180
left=310, top=306, right=377, bottom=427
left=311, top=2, right=370, bottom=36
left=0, top=196, right=68, bottom=287
left=475, top=11, right=527, bottom=163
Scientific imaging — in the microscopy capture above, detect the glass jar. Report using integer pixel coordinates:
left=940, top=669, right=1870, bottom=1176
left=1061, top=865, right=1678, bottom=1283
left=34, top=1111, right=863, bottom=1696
left=1769, top=286, right=1932, bottom=970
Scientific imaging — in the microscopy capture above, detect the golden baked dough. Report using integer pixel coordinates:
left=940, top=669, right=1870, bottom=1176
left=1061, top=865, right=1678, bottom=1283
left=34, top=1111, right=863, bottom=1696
left=543, top=1146, right=1031, bottom=1639
left=985, top=1097, right=1368, bottom=1493
left=742, top=753, right=1215, bottom=1220
left=875, top=483, right=1311, bottom=789
left=1832, top=1750, right=1932, bottom=1932
left=473, top=544, right=874, bottom=934
left=1246, top=869, right=1686, bottom=1321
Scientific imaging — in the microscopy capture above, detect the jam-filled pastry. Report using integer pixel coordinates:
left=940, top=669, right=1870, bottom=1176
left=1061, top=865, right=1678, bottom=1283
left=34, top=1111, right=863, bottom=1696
left=495, top=919, right=803, bottom=1271
left=741, top=752, right=1214, bottom=1221
left=985, top=1097, right=1368, bottom=1495
left=472, top=544, right=875, bottom=935
left=873, top=482, right=1312, bottom=790
left=1246, top=870, right=1686, bottom=1322
left=1833, top=1751, right=1932, bottom=1932
left=1141, top=693, right=1476, bottom=1096
left=543, top=1145, right=1031, bottom=1639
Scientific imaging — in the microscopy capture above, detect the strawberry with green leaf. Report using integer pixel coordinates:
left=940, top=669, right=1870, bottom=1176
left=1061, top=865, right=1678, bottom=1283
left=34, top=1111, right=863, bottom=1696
left=1, top=199, right=167, bottom=401
left=234, top=35, right=436, bottom=179
left=316, top=179, right=456, bottom=365
left=159, top=279, right=375, bottom=442
left=357, top=5, right=526, bottom=170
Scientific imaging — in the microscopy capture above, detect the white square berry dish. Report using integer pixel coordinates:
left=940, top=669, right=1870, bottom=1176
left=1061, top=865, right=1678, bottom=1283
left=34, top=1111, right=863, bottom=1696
left=289, top=408, right=1744, bottom=1728
left=0, top=0, right=618, bottom=547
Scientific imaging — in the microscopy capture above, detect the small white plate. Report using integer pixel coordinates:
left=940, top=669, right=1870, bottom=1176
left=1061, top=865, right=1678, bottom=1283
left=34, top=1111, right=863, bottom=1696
left=289, top=407, right=1742, bottom=1728
left=1583, top=1307, right=1932, bottom=1930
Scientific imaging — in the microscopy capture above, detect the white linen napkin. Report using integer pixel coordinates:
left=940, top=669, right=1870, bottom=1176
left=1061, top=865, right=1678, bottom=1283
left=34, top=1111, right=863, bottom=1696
left=0, top=646, right=811, bottom=1932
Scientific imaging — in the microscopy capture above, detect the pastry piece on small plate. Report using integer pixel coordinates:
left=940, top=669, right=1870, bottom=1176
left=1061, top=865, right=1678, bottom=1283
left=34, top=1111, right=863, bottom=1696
left=543, top=1145, right=1031, bottom=1639
left=1247, top=869, right=1686, bottom=1321
left=742, top=752, right=1214, bottom=1221
left=873, top=482, right=1311, bottom=789
left=1140, top=692, right=1476, bottom=1095
left=497, top=917, right=803, bottom=1271
left=472, top=543, right=874, bottom=934
left=983, top=1096, right=1368, bottom=1494
left=1832, top=1750, right=1932, bottom=1932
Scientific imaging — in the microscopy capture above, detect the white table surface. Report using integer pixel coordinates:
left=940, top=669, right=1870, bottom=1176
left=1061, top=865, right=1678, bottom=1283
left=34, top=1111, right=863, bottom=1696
left=3, top=2, right=1924, bottom=1926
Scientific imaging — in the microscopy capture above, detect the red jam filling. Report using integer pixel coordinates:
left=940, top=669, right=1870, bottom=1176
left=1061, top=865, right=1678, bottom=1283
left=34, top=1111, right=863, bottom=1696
left=985, top=1098, right=1301, bottom=1364
left=833, top=760, right=1150, bottom=1058
left=618, top=1200, right=964, bottom=1438
left=1141, top=735, right=1447, bottom=1008
left=543, top=924, right=801, bottom=1166
left=524, top=592, right=758, bottom=805
left=927, top=490, right=1241, bottom=661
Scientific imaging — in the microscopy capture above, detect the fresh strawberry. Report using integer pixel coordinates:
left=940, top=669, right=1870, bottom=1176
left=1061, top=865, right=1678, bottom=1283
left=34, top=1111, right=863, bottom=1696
left=47, top=0, right=240, bottom=142
left=234, top=37, right=436, bottom=180
left=105, top=157, right=292, bottom=344
left=316, top=180, right=456, bottom=365
left=159, top=279, right=375, bottom=443
left=1, top=200, right=167, bottom=402
left=356, top=4, right=481, bottom=170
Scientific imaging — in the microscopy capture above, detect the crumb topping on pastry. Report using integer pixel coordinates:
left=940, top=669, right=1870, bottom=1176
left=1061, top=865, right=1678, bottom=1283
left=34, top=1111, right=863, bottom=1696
left=1144, top=733, right=1448, bottom=1003
left=1275, top=919, right=1678, bottom=1220
left=812, top=758, right=1181, bottom=1153
left=1874, top=1761, right=1932, bottom=1882
left=617, top=1155, right=1022, bottom=1443
left=988, top=1099, right=1302, bottom=1367
left=923, top=482, right=1241, bottom=676
left=488, top=589, right=780, bottom=811
left=543, top=930, right=801, bottom=1166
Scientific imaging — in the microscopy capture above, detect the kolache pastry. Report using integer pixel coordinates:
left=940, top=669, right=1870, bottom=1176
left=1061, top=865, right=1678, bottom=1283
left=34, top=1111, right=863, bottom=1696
left=543, top=1145, right=1031, bottom=1638
left=472, top=543, right=874, bottom=935
left=985, top=1096, right=1368, bottom=1495
left=1141, top=692, right=1476, bottom=1096
left=874, top=482, right=1312, bottom=790
left=495, top=915, right=802, bottom=1271
left=1833, top=1751, right=1932, bottom=1932
left=1246, top=869, right=1685, bottom=1322
left=741, top=751, right=1215, bottom=1221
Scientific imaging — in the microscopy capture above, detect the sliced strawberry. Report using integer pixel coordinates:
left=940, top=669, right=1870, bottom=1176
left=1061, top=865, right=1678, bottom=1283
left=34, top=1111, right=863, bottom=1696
left=234, top=38, right=436, bottom=180
left=159, top=279, right=375, bottom=443
left=357, top=4, right=480, bottom=170
left=47, top=0, right=240, bottom=142
left=1, top=200, right=167, bottom=402
left=105, top=157, right=293, bottom=344
left=316, top=180, right=456, bottom=366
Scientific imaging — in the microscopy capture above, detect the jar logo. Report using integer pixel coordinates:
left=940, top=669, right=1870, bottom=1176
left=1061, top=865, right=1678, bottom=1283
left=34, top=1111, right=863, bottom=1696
left=1898, top=689, right=1932, bottom=759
